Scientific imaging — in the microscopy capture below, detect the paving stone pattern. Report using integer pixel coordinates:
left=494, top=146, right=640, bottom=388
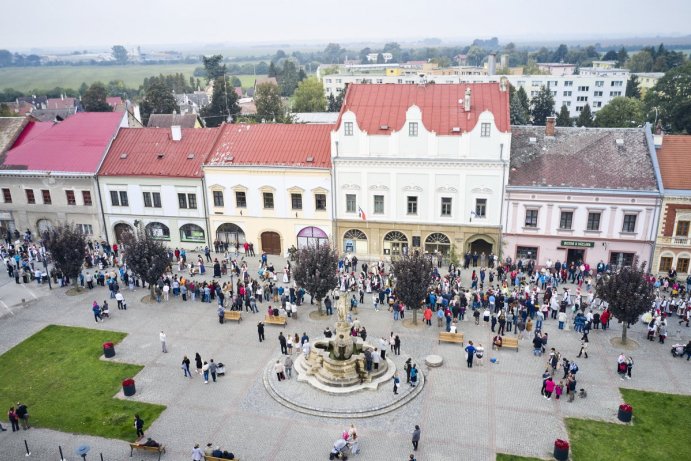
left=0, top=254, right=689, bottom=460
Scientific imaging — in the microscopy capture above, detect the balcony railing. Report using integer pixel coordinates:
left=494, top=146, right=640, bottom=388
left=658, top=236, right=691, bottom=246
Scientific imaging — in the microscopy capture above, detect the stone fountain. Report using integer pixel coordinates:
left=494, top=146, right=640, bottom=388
left=293, top=294, right=395, bottom=393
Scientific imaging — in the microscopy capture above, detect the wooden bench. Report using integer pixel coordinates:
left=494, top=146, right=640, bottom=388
left=224, top=311, right=242, bottom=322
left=129, top=442, right=166, bottom=460
left=264, top=315, right=287, bottom=326
left=204, top=455, right=239, bottom=461
left=438, top=331, right=464, bottom=346
left=501, top=337, right=519, bottom=351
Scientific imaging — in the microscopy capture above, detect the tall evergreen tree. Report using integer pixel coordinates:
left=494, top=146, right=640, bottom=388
left=200, top=76, right=240, bottom=127
left=202, top=54, right=226, bottom=82
left=510, top=93, right=528, bottom=125
left=556, top=105, right=572, bottom=127
left=254, top=82, right=284, bottom=122
left=140, top=80, right=177, bottom=125
left=530, top=86, right=554, bottom=125
left=576, top=104, right=594, bottom=127
left=516, top=87, right=530, bottom=117
left=626, top=74, right=641, bottom=99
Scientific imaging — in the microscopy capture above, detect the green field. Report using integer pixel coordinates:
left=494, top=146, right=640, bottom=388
left=0, top=325, right=165, bottom=440
left=0, top=65, right=258, bottom=93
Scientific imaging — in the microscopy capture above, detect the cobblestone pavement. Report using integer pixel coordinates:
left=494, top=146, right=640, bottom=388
left=0, top=254, right=689, bottom=460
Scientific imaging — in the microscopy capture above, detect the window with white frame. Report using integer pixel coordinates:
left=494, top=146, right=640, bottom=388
left=291, top=193, right=303, bottom=210
left=344, top=122, right=353, bottom=136
left=611, top=81, right=623, bottom=87
left=212, top=190, right=224, bottom=207
left=263, top=192, right=274, bottom=209
left=374, top=195, right=384, bottom=214
left=235, top=191, right=246, bottom=208
left=441, top=197, right=452, bottom=216
left=315, top=193, right=327, bottom=211
left=480, top=123, right=491, bottom=137
left=622, top=214, right=637, bottom=232
left=110, top=190, right=128, bottom=207
left=595, top=81, right=604, bottom=87
left=178, top=193, right=197, bottom=209
left=475, top=198, right=487, bottom=218
left=407, top=196, right=418, bottom=215
left=143, top=192, right=162, bottom=208
left=346, top=194, right=356, bottom=213
left=564, top=81, right=573, bottom=87
left=563, top=91, right=572, bottom=97
left=578, top=86, right=589, bottom=92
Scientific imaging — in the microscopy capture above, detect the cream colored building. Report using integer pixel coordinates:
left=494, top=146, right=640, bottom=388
left=203, top=124, right=334, bottom=256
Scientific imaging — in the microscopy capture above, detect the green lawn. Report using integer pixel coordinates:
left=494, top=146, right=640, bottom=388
left=0, top=325, right=165, bottom=440
left=567, top=388, right=691, bottom=461
left=0, top=65, right=257, bottom=93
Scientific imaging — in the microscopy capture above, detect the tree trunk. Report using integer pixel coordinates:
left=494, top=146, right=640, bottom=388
left=621, top=322, right=628, bottom=344
left=150, top=284, right=156, bottom=301
left=413, top=307, right=418, bottom=325
left=316, top=298, right=323, bottom=315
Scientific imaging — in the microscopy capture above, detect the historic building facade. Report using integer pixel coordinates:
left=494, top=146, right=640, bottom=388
left=203, top=124, right=333, bottom=256
left=503, top=120, right=662, bottom=269
left=331, top=83, right=512, bottom=259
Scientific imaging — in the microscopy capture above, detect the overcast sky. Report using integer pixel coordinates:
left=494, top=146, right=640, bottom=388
left=3, top=0, right=690, bottom=50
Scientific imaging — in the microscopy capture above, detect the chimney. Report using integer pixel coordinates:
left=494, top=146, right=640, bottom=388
left=464, top=87, right=471, bottom=112
left=545, top=117, right=556, bottom=137
left=488, top=53, right=497, bottom=76
left=171, top=125, right=182, bottom=141
left=500, top=54, right=509, bottom=69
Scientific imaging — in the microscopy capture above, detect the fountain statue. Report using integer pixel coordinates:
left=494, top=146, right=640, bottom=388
left=293, top=293, right=394, bottom=392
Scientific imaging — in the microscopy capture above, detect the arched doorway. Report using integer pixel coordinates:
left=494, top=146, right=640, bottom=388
left=261, top=231, right=281, bottom=255
left=36, top=219, right=53, bottom=236
left=425, top=232, right=451, bottom=256
left=297, top=226, right=328, bottom=248
left=180, top=223, right=205, bottom=243
left=145, top=222, right=170, bottom=240
left=467, top=236, right=493, bottom=255
left=113, top=223, right=133, bottom=243
left=383, top=231, right=408, bottom=257
left=343, top=229, right=368, bottom=255
left=216, top=223, right=246, bottom=245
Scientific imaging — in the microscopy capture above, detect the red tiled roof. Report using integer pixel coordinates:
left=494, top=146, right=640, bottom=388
left=207, top=124, right=333, bottom=168
left=46, top=97, right=76, bottom=110
left=11, top=120, right=53, bottom=147
left=106, top=97, right=122, bottom=108
left=100, top=127, right=220, bottom=178
left=2, top=112, right=123, bottom=173
left=656, top=135, right=691, bottom=190
left=337, top=83, right=510, bottom=135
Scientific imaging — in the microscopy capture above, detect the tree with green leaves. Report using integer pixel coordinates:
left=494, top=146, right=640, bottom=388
left=627, top=50, right=654, bottom=72
left=327, top=90, right=345, bottom=112
left=595, top=259, right=654, bottom=344
left=42, top=223, right=86, bottom=288
left=0, top=103, right=14, bottom=116
left=617, top=47, right=629, bottom=68
left=202, top=54, right=226, bottom=82
left=140, top=80, right=177, bottom=125
left=510, top=92, right=528, bottom=125
left=292, top=243, right=339, bottom=315
left=391, top=252, right=433, bottom=325
left=576, top=104, right=594, bottom=127
left=516, top=87, right=530, bottom=117
left=254, top=82, right=284, bottom=122
left=292, top=77, right=326, bottom=113
left=121, top=229, right=170, bottom=300
left=82, top=82, right=113, bottom=112
left=595, top=97, right=644, bottom=128
left=625, top=74, right=641, bottom=99
left=268, top=62, right=278, bottom=78
left=644, top=62, right=691, bottom=133
left=602, top=50, right=619, bottom=61
left=201, top=76, right=240, bottom=127
left=111, top=45, right=128, bottom=64
left=556, top=105, right=572, bottom=127
left=79, top=82, right=89, bottom=96
left=530, top=86, right=554, bottom=125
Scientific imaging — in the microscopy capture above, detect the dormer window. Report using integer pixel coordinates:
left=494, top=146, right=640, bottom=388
left=344, top=122, right=353, bottom=136
left=409, top=122, right=418, bottom=137
left=481, top=123, right=491, bottom=137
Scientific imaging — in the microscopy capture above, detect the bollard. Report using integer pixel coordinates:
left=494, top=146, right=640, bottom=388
left=24, top=439, right=31, bottom=456
left=100, top=454, right=104, bottom=461
left=59, top=445, right=65, bottom=460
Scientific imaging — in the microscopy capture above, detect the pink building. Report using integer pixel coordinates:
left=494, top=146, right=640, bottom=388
left=502, top=119, right=662, bottom=270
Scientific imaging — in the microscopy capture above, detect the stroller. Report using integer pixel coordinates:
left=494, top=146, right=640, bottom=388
left=671, top=344, right=686, bottom=358
left=216, top=362, right=226, bottom=376
left=329, top=438, right=350, bottom=460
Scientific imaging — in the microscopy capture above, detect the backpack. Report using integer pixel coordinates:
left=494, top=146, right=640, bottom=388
left=570, top=362, right=578, bottom=373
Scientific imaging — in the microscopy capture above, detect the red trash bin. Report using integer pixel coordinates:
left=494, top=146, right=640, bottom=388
left=122, top=378, right=136, bottom=396
left=103, top=342, right=115, bottom=358
left=554, top=439, right=569, bottom=461
left=618, top=403, right=633, bottom=422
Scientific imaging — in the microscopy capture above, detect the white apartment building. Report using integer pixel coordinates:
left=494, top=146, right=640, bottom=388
left=320, top=70, right=628, bottom=119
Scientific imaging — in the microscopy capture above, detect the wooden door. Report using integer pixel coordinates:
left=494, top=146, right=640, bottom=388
left=261, top=232, right=281, bottom=255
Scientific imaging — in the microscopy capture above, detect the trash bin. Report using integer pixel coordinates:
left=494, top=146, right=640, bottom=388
left=122, top=378, right=136, bottom=396
left=553, top=439, right=569, bottom=461
left=103, top=342, right=115, bottom=358
left=618, top=403, right=633, bottom=422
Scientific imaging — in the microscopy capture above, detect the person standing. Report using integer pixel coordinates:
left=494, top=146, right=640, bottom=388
left=257, top=322, right=265, bottom=342
left=278, top=332, right=288, bottom=354
left=15, top=402, right=29, bottom=430
left=160, top=331, right=168, bottom=353
left=626, top=356, right=634, bottom=379
left=284, top=355, right=293, bottom=379
left=92, top=301, right=102, bottom=323
left=394, top=335, right=401, bottom=355
left=577, top=341, right=588, bottom=359
left=202, top=361, right=210, bottom=383
left=195, top=353, right=203, bottom=374
left=411, top=425, right=421, bottom=451
left=192, top=443, right=204, bottom=461
left=465, top=341, right=476, bottom=368
left=182, top=356, right=192, bottom=378
left=274, top=360, right=286, bottom=381
left=8, top=406, right=19, bottom=432
left=208, top=359, right=218, bottom=382
left=393, top=371, right=401, bottom=395
left=134, top=414, right=144, bottom=439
